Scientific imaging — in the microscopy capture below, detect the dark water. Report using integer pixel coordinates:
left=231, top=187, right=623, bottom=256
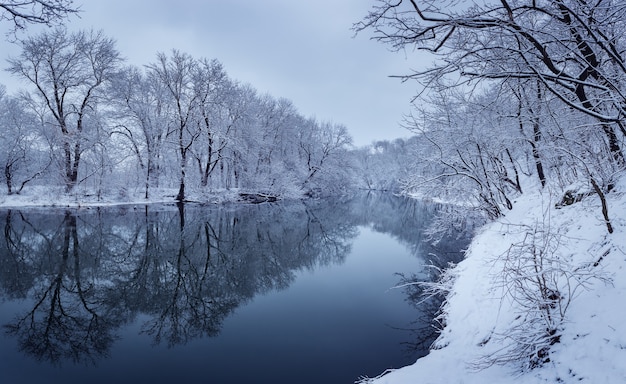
left=0, top=193, right=468, bottom=384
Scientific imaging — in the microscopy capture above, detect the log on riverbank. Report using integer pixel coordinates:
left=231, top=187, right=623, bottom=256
left=238, top=193, right=278, bottom=204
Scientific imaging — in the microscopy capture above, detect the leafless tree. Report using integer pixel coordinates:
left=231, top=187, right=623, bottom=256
left=108, top=65, right=171, bottom=199
left=147, top=50, right=200, bottom=201
left=7, top=28, right=122, bottom=192
left=0, top=0, right=78, bottom=34
left=299, top=119, right=354, bottom=195
left=356, top=0, right=626, bottom=167
left=0, top=88, right=51, bottom=194
left=191, top=58, right=231, bottom=188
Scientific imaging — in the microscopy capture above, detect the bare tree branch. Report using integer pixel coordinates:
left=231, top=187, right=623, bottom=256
left=0, top=0, right=79, bottom=35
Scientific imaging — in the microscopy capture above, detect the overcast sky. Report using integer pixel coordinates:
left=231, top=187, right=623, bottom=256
left=1, top=0, right=428, bottom=147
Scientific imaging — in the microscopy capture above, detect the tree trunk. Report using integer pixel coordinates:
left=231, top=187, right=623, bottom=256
left=176, top=149, right=186, bottom=202
left=601, top=123, right=625, bottom=166
left=590, top=176, right=614, bottom=234
left=532, top=120, right=546, bottom=188
left=5, top=164, right=13, bottom=195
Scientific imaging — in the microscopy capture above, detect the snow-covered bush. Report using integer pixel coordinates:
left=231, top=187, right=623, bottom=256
left=478, top=221, right=610, bottom=371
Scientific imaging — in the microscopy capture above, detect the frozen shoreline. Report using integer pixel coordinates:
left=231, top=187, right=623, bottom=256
left=0, top=186, right=286, bottom=209
left=365, top=178, right=626, bottom=384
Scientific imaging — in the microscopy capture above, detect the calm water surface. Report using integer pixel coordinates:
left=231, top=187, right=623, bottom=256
left=0, top=193, right=467, bottom=384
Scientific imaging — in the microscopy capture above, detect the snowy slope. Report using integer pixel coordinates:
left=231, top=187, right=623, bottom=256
left=364, top=177, right=626, bottom=384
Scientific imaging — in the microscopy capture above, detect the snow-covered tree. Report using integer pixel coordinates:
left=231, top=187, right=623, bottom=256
left=356, top=0, right=626, bottom=166
left=357, top=0, right=625, bottom=225
left=191, top=57, right=231, bottom=188
left=0, top=87, right=50, bottom=194
left=353, top=139, right=412, bottom=192
left=297, top=118, right=354, bottom=196
left=4, top=38, right=358, bottom=199
left=7, top=28, right=122, bottom=192
left=147, top=50, right=200, bottom=201
left=108, top=65, right=172, bottom=198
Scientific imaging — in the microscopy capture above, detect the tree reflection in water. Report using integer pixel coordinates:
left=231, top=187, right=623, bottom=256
left=0, top=193, right=468, bottom=366
left=2, top=211, right=119, bottom=365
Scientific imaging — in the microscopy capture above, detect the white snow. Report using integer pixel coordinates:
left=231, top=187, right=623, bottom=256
left=0, top=186, right=245, bottom=208
left=363, top=176, right=626, bottom=384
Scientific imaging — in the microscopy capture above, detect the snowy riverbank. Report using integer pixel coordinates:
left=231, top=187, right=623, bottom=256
left=0, top=186, right=277, bottom=208
left=365, top=177, right=626, bottom=384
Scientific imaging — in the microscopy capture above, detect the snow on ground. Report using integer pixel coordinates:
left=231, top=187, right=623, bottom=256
left=365, top=176, right=626, bottom=384
left=0, top=186, right=244, bottom=208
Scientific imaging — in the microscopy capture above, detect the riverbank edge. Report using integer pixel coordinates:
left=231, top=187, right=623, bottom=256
left=0, top=186, right=290, bottom=209
left=364, top=176, right=626, bottom=384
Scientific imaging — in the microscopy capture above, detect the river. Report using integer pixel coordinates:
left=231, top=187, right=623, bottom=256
left=0, top=193, right=468, bottom=384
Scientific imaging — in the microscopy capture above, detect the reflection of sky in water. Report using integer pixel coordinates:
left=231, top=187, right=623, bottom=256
left=0, top=195, right=467, bottom=384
